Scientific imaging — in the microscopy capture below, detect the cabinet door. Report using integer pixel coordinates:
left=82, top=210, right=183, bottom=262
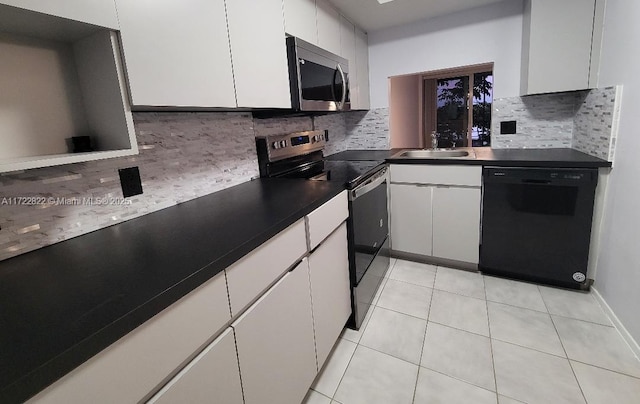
left=316, top=0, right=341, bottom=55
left=308, top=223, right=350, bottom=369
left=432, top=187, right=481, bottom=264
left=390, top=184, right=432, bottom=256
left=233, top=259, right=317, bottom=404
left=0, top=0, right=119, bottom=28
left=521, top=0, right=595, bottom=94
left=148, top=328, right=243, bottom=404
left=340, top=16, right=358, bottom=107
left=354, top=28, right=370, bottom=110
left=283, top=0, right=318, bottom=44
left=115, top=0, right=236, bottom=107
left=226, top=0, right=291, bottom=108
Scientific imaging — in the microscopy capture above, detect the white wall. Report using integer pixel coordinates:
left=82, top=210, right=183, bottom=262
left=367, top=0, right=524, bottom=109
left=389, top=75, right=421, bottom=148
left=592, top=0, right=640, bottom=345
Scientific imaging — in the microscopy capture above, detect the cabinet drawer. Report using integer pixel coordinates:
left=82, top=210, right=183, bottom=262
left=306, top=191, right=348, bottom=250
left=390, top=164, right=481, bottom=187
left=226, top=219, right=307, bottom=316
left=29, top=271, right=231, bottom=404
left=147, top=328, right=243, bottom=404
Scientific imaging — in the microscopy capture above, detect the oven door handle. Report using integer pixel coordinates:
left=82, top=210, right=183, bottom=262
left=350, top=168, right=387, bottom=201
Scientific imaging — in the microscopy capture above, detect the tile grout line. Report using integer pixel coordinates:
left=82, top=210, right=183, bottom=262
left=411, top=266, right=438, bottom=404
left=538, top=284, right=589, bottom=404
left=483, top=276, right=500, bottom=399
left=568, top=358, right=640, bottom=381
left=418, top=364, right=499, bottom=395
left=375, top=299, right=431, bottom=321
left=329, top=259, right=400, bottom=401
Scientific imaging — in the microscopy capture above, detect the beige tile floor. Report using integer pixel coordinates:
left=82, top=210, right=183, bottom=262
left=303, top=259, right=640, bottom=404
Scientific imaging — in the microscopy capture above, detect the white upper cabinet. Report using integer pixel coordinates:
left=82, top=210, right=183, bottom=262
left=354, top=28, right=370, bottom=110
left=226, top=0, right=291, bottom=108
left=340, top=15, right=358, bottom=106
left=521, top=0, right=603, bottom=95
left=283, top=0, right=318, bottom=44
left=114, top=0, right=236, bottom=108
left=316, top=0, right=341, bottom=55
left=0, top=0, right=118, bottom=28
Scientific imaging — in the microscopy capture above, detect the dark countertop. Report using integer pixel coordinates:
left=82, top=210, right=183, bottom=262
left=327, top=149, right=402, bottom=161
left=386, top=147, right=612, bottom=168
left=0, top=178, right=345, bottom=403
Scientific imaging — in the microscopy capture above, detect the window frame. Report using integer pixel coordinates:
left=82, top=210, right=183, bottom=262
left=419, top=63, right=494, bottom=148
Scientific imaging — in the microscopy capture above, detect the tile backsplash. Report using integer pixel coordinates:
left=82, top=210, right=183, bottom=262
left=572, top=86, right=622, bottom=161
left=0, top=109, right=391, bottom=261
left=0, top=112, right=258, bottom=261
left=345, top=108, right=390, bottom=149
left=492, top=86, right=620, bottom=161
left=492, top=92, right=585, bottom=149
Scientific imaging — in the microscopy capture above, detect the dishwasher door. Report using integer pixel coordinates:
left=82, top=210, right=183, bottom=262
left=479, top=167, right=598, bottom=289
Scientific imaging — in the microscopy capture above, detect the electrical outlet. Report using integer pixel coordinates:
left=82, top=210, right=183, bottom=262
left=118, top=167, right=143, bottom=198
left=500, top=120, right=517, bottom=134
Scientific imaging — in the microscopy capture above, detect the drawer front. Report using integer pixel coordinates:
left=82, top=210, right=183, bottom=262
left=226, top=219, right=307, bottom=316
left=147, top=328, right=243, bottom=404
left=29, top=271, right=231, bottom=404
left=390, top=164, right=481, bottom=187
left=306, top=191, right=348, bottom=250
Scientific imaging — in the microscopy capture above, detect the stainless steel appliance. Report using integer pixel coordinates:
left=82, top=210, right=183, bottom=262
left=480, top=167, right=598, bottom=290
left=256, top=131, right=389, bottom=329
left=286, top=37, right=350, bottom=112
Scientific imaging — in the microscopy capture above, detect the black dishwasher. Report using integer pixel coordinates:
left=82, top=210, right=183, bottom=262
left=480, top=167, right=598, bottom=290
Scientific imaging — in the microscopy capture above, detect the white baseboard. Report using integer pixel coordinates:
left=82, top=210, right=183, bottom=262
left=592, top=287, right=640, bottom=360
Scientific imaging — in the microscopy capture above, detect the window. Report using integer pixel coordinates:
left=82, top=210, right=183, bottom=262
left=422, top=64, right=493, bottom=147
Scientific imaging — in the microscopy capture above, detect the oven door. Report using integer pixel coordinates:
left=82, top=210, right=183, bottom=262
left=348, top=168, right=390, bottom=328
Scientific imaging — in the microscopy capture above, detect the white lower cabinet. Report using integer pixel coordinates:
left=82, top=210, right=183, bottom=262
left=390, top=183, right=433, bottom=256
left=389, top=164, right=481, bottom=264
left=28, top=270, right=231, bottom=404
left=232, top=259, right=317, bottom=404
left=147, top=328, right=243, bottom=404
left=432, top=186, right=481, bottom=264
left=308, top=223, right=351, bottom=369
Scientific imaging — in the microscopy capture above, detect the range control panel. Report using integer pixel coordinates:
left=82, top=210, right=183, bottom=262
left=257, top=130, right=328, bottom=162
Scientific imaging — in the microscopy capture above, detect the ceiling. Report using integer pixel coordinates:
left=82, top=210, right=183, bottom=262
left=329, top=0, right=507, bottom=32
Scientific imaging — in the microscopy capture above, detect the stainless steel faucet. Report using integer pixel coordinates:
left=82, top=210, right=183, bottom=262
left=431, top=131, right=438, bottom=149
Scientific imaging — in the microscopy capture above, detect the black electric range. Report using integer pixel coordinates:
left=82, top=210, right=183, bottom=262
left=256, top=131, right=390, bottom=329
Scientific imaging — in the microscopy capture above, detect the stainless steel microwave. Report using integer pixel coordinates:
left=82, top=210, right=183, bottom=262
left=286, top=36, right=350, bottom=112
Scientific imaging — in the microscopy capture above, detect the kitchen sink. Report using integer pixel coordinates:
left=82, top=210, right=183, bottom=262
left=392, top=149, right=476, bottom=159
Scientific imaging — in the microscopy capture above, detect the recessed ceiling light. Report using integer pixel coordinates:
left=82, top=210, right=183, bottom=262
left=377, top=0, right=394, bottom=4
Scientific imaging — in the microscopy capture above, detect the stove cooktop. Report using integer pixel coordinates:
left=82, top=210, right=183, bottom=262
left=322, top=159, right=386, bottom=189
